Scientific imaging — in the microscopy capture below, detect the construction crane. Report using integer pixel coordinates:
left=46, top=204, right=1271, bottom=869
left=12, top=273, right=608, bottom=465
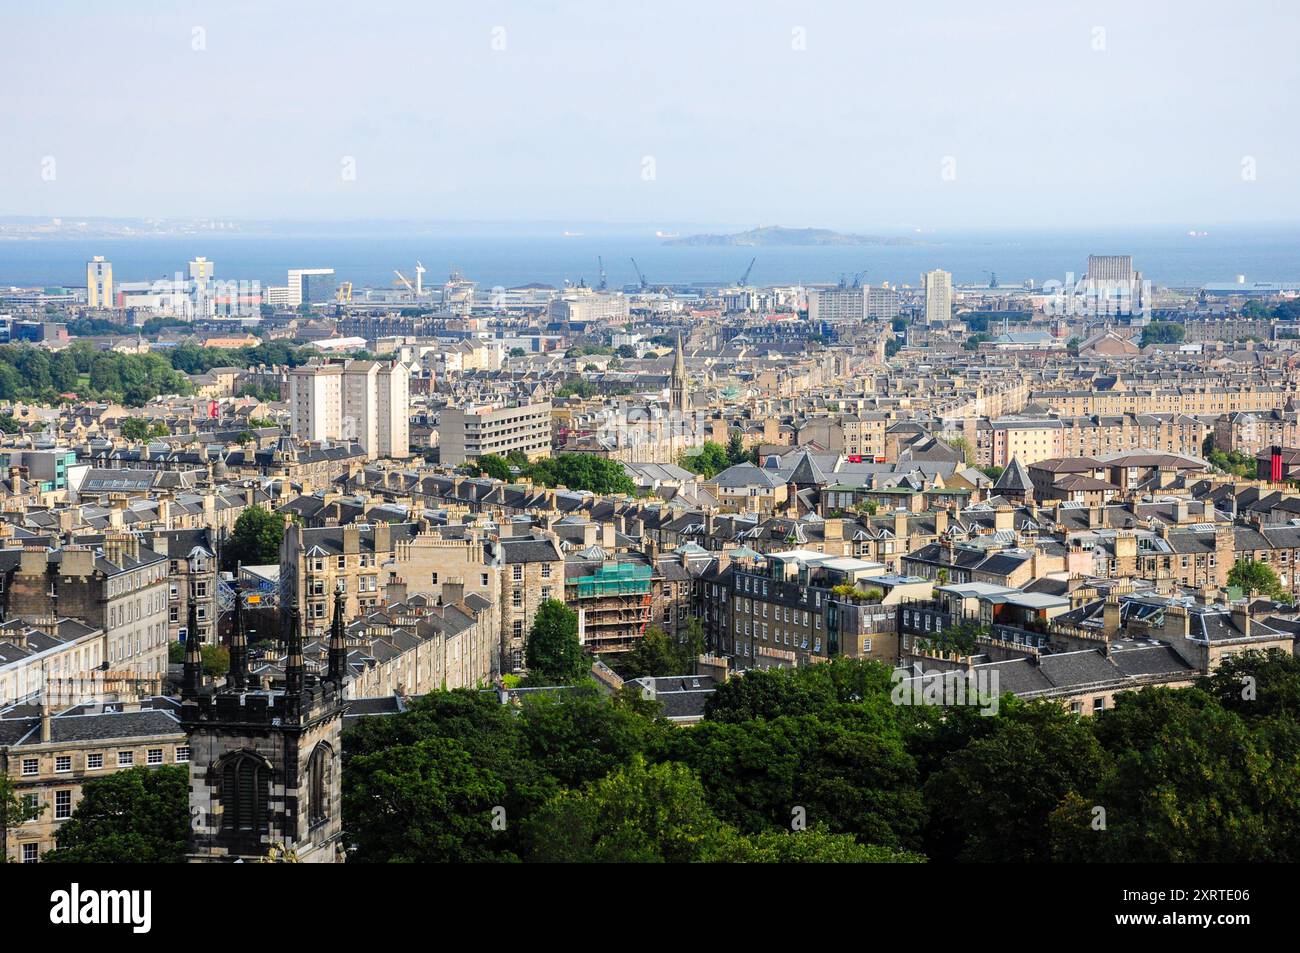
left=738, top=257, right=756, bottom=287
left=415, top=261, right=426, bottom=295
left=334, top=281, right=353, bottom=304
left=629, top=257, right=648, bottom=292
left=393, top=270, right=414, bottom=292
left=597, top=256, right=607, bottom=291
left=838, top=269, right=867, bottom=289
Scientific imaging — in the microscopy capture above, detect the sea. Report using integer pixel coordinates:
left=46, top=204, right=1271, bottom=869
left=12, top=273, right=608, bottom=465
left=1, top=225, right=1297, bottom=291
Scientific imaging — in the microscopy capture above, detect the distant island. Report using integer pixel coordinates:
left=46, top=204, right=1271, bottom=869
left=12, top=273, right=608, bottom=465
left=663, top=226, right=914, bottom=247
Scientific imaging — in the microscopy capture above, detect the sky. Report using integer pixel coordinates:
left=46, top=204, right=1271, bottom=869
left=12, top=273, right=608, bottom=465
left=2, top=0, right=1298, bottom=231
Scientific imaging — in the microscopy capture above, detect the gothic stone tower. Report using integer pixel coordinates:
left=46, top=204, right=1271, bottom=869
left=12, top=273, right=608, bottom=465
left=670, top=333, right=687, bottom=414
left=181, top=594, right=348, bottom=863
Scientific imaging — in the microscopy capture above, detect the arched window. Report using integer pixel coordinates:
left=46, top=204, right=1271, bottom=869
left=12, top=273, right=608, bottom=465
left=308, top=744, right=332, bottom=827
left=220, top=753, right=269, bottom=837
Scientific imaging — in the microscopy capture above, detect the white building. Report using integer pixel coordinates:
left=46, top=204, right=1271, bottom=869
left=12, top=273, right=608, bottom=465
left=922, top=269, right=953, bottom=325
left=808, top=287, right=868, bottom=324
left=290, top=360, right=409, bottom=459
left=439, top=402, right=552, bottom=466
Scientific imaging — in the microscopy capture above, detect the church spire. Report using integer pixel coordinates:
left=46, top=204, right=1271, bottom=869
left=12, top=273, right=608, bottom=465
left=182, top=599, right=203, bottom=699
left=229, top=592, right=248, bottom=693
left=671, top=333, right=686, bottom=413
left=283, top=604, right=304, bottom=698
left=327, top=588, right=347, bottom=685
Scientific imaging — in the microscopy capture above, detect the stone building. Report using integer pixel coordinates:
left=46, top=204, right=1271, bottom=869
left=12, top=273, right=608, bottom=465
left=0, top=537, right=169, bottom=683
left=182, top=599, right=345, bottom=863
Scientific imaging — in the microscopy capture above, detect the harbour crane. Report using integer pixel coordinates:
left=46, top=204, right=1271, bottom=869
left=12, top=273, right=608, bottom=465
left=630, top=257, right=648, bottom=291
left=738, top=257, right=756, bottom=287
left=393, top=270, right=414, bottom=292
left=415, top=261, right=426, bottom=295
left=983, top=270, right=999, bottom=289
left=597, top=256, right=608, bottom=291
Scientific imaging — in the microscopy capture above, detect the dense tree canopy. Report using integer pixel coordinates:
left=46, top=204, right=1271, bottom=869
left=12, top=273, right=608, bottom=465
left=42, top=766, right=188, bottom=863
left=222, top=505, right=285, bottom=571
left=525, top=599, right=586, bottom=683
left=1227, top=558, right=1289, bottom=601
left=679, top=440, right=731, bottom=479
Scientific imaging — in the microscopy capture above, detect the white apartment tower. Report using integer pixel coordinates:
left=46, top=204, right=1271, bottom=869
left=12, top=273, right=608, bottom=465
left=291, top=360, right=409, bottom=459
left=922, top=269, right=953, bottom=325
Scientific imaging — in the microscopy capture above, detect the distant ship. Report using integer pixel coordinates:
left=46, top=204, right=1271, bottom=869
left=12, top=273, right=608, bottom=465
left=655, top=229, right=680, bottom=238
left=1187, top=230, right=1209, bottom=238
left=562, top=230, right=584, bottom=237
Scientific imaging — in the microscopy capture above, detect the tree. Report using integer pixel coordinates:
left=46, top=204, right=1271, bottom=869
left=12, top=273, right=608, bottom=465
left=343, top=736, right=515, bottom=862
left=1141, top=321, right=1185, bottom=347
left=1227, top=558, right=1289, bottom=601
left=704, top=825, right=926, bottom=863
left=222, top=505, right=285, bottom=571
left=616, top=619, right=704, bottom=679
left=726, top=431, right=747, bottom=465
left=522, top=756, right=724, bottom=862
left=468, top=454, right=513, bottom=482
left=201, top=643, right=230, bottom=678
left=0, top=773, right=45, bottom=862
left=525, top=599, right=586, bottom=683
left=924, top=702, right=1105, bottom=862
left=527, top=454, right=636, bottom=495
left=42, top=766, right=188, bottom=863
left=1049, top=688, right=1300, bottom=862
left=946, top=436, right=975, bottom=465
left=680, top=441, right=731, bottom=479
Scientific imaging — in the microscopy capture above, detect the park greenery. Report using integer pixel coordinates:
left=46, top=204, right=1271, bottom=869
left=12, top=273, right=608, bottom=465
left=678, top=437, right=750, bottom=479
left=42, top=766, right=189, bottom=863
left=1206, top=448, right=1257, bottom=478
left=1140, top=321, right=1186, bottom=347
left=462, top=451, right=637, bottom=496
left=28, top=651, right=1300, bottom=863
left=331, top=650, right=1300, bottom=862
left=0, top=339, right=317, bottom=408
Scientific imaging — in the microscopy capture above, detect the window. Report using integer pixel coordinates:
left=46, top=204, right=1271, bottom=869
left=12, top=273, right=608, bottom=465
left=308, top=744, right=333, bottom=827
left=21, top=758, right=37, bottom=776
left=22, top=843, right=38, bottom=863
left=430, top=572, right=439, bottom=585
left=176, top=746, right=191, bottom=763
left=55, top=756, right=71, bottom=773
left=513, top=620, right=524, bottom=639
left=220, top=753, right=270, bottom=839
left=148, top=748, right=164, bottom=765
left=118, top=751, right=134, bottom=767
left=513, top=565, right=523, bottom=582
left=22, top=793, right=39, bottom=814
left=55, top=790, right=72, bottom=819
left=87, top=753, right=103, bottom=770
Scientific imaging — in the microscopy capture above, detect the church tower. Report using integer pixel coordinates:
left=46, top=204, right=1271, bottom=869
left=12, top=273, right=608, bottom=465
left=182, top=592, right=348, bottom=863
left=670, top=334, right=687, bottom=414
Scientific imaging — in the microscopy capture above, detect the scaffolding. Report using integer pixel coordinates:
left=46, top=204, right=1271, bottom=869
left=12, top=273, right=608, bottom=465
left=570, top=562, right=652, bottom=599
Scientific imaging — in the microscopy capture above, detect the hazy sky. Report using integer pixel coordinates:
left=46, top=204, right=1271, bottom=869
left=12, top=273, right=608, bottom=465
left=3, top=0, right=1298, bottom=229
